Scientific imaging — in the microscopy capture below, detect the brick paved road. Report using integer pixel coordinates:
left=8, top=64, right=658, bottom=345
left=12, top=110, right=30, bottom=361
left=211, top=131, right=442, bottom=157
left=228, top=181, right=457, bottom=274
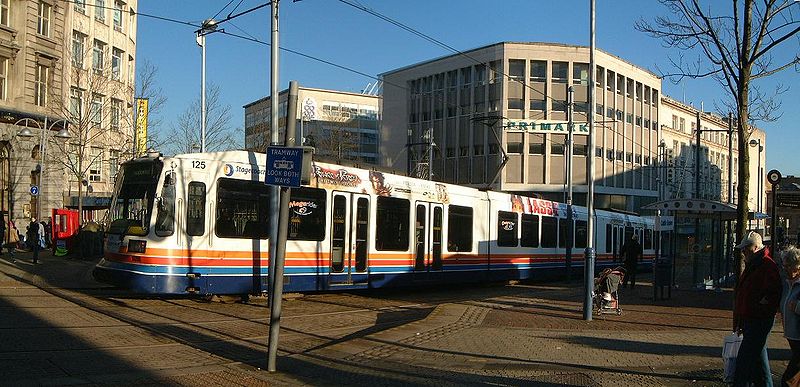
left=0, top=251, right=791, bottom=386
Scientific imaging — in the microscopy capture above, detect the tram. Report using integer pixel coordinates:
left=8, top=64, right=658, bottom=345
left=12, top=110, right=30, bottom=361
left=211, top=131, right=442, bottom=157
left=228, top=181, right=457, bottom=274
left=93, top=151, right=656, bottom=295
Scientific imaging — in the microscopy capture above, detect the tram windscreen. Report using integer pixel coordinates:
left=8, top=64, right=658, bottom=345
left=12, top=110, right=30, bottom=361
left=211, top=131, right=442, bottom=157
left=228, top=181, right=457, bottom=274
left=107, top=159, right=163, bottom=236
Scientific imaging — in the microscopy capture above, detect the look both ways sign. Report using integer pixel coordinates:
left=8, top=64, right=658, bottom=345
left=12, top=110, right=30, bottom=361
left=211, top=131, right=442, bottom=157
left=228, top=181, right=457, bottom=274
left=265, top=146, right=314, bottom=187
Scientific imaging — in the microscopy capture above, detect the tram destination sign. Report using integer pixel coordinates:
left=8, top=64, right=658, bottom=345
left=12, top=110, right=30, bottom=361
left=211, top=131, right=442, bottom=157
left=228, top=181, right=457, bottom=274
left=266, top=146, right=313, bottom=187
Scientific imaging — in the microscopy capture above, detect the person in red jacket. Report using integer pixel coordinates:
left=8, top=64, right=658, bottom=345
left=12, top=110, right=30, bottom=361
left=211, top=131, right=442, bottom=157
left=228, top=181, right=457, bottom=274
left=734, top=231, right=782, bottom=387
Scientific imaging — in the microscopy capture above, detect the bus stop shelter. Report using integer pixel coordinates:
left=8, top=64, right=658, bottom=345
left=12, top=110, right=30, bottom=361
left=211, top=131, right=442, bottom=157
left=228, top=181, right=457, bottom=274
left=643, top=199, right=738, bottom=291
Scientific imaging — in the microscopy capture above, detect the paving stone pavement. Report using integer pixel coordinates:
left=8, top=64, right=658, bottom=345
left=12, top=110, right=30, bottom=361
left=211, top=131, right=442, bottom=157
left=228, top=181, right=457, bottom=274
left=0, top=250, right=792, bottom=386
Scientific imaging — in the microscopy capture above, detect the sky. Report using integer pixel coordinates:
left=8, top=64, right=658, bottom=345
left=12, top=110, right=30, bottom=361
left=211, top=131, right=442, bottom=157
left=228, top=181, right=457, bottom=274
left=136, top=0, right=799, bottom=173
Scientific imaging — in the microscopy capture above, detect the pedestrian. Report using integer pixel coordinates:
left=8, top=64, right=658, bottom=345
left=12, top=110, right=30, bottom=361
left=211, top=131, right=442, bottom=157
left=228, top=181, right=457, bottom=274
left=734, top=231, right=782, bottom=387
left=780, top=246, right=800, bottom=387
left=620, top=234, right=642, bottom=289
left=4, top=219, right=17, bottom=261
left=29, top=218, right=40, bottom=264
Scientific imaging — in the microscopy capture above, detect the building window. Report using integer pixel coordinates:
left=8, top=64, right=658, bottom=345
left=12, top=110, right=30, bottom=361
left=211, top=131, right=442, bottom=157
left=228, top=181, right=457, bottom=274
left=679, top=117, right=685, bottom=132
left=90, top=94, right=102, bottom=126
left=109, top=149, right=119, bottom=180
left=0, top=57, right=7, bottom=100
left=111, top=98, right=121, bottom=130
left=93, top=40, right=106, bottom=74
left=69, top=87, right=83, bottom=119
left=507, top=139, right=523, bottom=154
left=37, top=1, right=51, bottom=37
left=72, top=31, right=86, bottom=68
left=113, top=1, right=123, bottom=31
left=34, top=64, right=48, bottom=106
left=530, top=60, right=546, bottom=82
left=551, top=135, right=565, bottom=155
left=95, top=0, right=105, bottom=22
left=573, top=63, right=589, bottom=85
left=89, top=147, right=102, bottom=182
left=74, top=0, right=86, bottom=14
left=552, top=62, right=568, bottom=83
left=0, top=0, right=9, bottom=26
left=111, top=48, right=122, bottom=80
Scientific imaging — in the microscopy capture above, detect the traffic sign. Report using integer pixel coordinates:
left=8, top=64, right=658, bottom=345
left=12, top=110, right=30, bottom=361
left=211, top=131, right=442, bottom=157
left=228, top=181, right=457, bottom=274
left=778, top=191, right=800, bottom=209
left=265, top=146, right=312, bottom=187
left=30, top=185, right=39, bottom=196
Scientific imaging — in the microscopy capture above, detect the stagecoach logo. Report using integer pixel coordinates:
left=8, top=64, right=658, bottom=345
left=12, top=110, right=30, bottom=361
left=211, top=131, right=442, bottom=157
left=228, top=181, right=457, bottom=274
left=289, top=200, right=318, bottom=216
left=223, top=164, right=234, bottom=177
left=313, top=166, right=362, bottom=187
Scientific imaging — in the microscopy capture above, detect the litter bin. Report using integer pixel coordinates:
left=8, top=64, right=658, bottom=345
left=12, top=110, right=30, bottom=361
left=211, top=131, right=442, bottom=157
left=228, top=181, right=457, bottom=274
left=78, top=222, right=104, bottom=260
left=653, top=257, right=673, bottom=300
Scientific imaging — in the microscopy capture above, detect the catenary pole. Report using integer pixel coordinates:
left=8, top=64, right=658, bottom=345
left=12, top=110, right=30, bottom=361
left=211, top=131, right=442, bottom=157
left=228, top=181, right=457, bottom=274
left=583, top=0, right=596, bottom=321
left=566, top=86, right=574, bottom=281
left=200, top=33, right=206, bottom=153
left=268, top=0, right=280, bottom=307
left=266, top=80, right=298, bottom=373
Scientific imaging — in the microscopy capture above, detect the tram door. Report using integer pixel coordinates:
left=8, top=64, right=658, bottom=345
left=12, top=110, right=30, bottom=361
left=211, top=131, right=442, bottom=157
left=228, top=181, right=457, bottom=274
left=413, top=202, right=444, bottom=282
left=328, top=192, right=370, bottom=287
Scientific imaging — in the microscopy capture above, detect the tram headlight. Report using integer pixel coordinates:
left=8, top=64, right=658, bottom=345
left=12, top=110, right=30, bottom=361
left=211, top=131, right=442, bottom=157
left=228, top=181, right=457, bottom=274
left=127, top=240, right=147, bottom=254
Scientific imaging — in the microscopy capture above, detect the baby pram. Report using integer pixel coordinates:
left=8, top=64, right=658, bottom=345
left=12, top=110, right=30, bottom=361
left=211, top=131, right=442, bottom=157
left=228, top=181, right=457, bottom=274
left=593, top=266, right=625, bottom=315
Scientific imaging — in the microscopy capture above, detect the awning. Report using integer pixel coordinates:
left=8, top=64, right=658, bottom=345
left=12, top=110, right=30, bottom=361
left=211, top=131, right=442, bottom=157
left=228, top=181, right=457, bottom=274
left=642, top=198, right=738, bottom=220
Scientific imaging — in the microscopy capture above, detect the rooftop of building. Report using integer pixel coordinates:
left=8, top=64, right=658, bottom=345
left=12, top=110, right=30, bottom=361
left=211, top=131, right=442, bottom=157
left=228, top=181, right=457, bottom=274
left=243, top=86, right=381, bottom=109
left=380, top=41, right=659, bottom=79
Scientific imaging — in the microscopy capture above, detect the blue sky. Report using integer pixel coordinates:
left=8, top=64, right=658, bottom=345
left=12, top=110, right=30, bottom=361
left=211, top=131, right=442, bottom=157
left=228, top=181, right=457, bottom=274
left=137, top=0, right=799, bottom=173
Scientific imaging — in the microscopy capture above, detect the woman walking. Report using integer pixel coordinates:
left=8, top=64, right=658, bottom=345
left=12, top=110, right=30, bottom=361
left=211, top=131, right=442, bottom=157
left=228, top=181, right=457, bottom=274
left=782, top=246, right=800, bottom=387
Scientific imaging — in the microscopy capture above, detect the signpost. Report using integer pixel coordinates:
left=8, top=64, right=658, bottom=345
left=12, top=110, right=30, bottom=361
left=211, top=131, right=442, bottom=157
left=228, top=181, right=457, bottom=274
left=266, top=146, right=312, bottom=187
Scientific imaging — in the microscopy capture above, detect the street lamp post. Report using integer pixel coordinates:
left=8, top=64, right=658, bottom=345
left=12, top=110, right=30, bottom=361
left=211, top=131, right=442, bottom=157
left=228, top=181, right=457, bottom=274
left=749, top=138, right=763, bottom=232
left=16, top=118, right=70, bottom=260
left=196, top=18, right=219, bottom=153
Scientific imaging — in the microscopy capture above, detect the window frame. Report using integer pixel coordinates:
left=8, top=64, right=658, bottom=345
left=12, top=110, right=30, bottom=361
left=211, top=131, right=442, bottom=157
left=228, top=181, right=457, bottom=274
left=375, top=196, right=410, bottom=251
left=447, top=205, right=473, bottom=252
left=186, top=181, right=206, bottom=236
left=497, top=211, right=518, bottom=247
left=37, top=1, right=51, bottom=37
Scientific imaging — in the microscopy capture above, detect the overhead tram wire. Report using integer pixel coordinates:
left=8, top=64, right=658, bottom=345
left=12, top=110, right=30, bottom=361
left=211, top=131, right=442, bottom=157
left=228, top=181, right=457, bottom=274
left=333, top=0, right=663, bottom=151
left=211, top=0, right=238, bottom=21
left=69, top=0, right=654, bottom=155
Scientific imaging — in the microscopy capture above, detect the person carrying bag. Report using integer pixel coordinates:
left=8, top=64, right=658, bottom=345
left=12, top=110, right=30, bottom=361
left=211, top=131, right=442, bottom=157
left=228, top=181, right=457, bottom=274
left=723, top=332, right=743, bottom=383
left=781, top=246, right=800, bottom=387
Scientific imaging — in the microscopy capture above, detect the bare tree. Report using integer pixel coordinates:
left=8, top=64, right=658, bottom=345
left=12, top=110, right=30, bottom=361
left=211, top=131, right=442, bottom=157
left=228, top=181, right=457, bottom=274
left=306, top=111, right=360, bottom=162
left=165, top=83, right=239, bottom=155
left=637, top=0, right=800, bottom=258
left=135, top=59, right=168, bottom=151
left=48, top=46, right=135, bottom=223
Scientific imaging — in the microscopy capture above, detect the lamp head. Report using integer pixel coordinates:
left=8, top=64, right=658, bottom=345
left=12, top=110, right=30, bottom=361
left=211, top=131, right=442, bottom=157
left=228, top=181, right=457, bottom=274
left=17, top=128, right=34, bottom=138
left=55, top=128, right=70, bottom=139
left=749, top=139, right=759, bottom=147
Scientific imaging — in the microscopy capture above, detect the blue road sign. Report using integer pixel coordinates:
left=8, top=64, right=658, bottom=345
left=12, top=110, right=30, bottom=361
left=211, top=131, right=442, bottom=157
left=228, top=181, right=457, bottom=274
left=266, top=146, right=304, bottom=187
left=30, top=185, right=39, bottom=196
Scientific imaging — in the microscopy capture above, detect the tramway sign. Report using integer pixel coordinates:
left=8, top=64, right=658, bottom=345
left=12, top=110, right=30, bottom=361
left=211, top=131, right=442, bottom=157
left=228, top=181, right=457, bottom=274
left=266, top=146, right=313, bottom=187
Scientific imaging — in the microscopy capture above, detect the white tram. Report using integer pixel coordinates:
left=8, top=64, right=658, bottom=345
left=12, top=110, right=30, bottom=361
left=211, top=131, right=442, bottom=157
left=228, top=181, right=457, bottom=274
left=94, top=151, right=655, bottom=295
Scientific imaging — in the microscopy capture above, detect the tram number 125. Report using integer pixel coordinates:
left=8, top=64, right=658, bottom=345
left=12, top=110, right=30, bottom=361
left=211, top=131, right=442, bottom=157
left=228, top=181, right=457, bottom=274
left=192, top=160, right=207, bottom=169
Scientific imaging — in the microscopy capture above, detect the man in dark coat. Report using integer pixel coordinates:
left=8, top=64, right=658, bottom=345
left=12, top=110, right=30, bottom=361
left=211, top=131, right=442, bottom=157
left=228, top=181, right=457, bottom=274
left=734, top=231, right=781, bottom=387
left=620, top=234, right=642, bottom=289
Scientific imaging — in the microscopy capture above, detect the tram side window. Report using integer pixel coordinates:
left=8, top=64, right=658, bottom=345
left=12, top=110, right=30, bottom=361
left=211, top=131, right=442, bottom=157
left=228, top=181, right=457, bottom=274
left=216, top=178, right=270, bottom=239
left=644, top=228, right=653, bottom=250
left=154, top=171, right=176, bottom=237
left=575, top=220, right=588, bottom=248
left=541, top=217, right=557, bottom=248
left=497, top=211, right=518, bottom=247
left=605, top=224, right=612, bottom=253
left=558, top=219, right=571, bottom=248
left=288, top=187, right=326, bottom=241
left=376, top=196, right=409, bottom=251
left=520, top=214, right=539, bottom=247
left=186, top=182, right=206, bottom=236
left=448, top=205, right=473, bottom=252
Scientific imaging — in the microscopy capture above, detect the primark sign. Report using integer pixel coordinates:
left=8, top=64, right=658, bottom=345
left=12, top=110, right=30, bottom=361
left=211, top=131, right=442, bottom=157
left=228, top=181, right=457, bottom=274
left=503, top=120, right=589, bottom=135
